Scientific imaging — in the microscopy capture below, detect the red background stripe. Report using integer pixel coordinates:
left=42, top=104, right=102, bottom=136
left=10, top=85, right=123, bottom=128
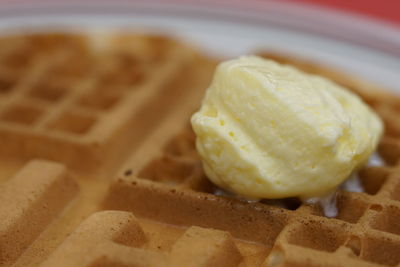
left=289, top=0, right=400, bottom=26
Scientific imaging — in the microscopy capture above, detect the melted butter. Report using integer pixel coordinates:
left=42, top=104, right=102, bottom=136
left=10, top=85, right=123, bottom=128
left=307, top=152, right=384, bottom=217
left=212, top=153, right=385, bottom=218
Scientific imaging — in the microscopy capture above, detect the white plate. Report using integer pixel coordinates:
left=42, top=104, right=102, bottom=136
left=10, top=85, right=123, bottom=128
left=0, top=1, right=399, bottom=92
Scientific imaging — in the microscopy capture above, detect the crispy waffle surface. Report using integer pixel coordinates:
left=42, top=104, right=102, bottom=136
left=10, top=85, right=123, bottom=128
left=0, top=33, right=400, bottom=267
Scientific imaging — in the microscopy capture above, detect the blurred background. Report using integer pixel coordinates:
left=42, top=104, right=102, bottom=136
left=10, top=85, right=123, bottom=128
left=0, top=0, right=399, bottom=91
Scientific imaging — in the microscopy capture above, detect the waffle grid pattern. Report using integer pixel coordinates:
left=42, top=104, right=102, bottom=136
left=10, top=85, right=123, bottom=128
left=0, top=33, right=399, bottom=267
left=112, top=125, right=400, bottom=266
left=0, top=34, right=196, bottom=173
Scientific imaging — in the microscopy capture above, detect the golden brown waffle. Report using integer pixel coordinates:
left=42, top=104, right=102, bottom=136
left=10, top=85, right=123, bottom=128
left=0, top=33, right=212, bottom=175
left=1, top=33, right=400, bottom=267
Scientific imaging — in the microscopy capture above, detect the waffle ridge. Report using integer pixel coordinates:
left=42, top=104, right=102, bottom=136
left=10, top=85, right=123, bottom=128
left=0, top=159, right=78, bottom=266
left=0, top=33, right=399, bottom=267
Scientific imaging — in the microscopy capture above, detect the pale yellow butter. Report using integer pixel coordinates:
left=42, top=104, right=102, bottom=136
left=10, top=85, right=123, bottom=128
left=191, top=56, right=383, bottom=199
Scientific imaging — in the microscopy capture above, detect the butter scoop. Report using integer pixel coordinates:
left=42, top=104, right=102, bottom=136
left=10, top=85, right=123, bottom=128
left=191, top=56, right=383, bottom=199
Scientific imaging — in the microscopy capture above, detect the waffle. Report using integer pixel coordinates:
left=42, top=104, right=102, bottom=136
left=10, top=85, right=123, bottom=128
left=0, top=33, right=212, bottom=175
left=0, top=33, right=399, bottom=267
